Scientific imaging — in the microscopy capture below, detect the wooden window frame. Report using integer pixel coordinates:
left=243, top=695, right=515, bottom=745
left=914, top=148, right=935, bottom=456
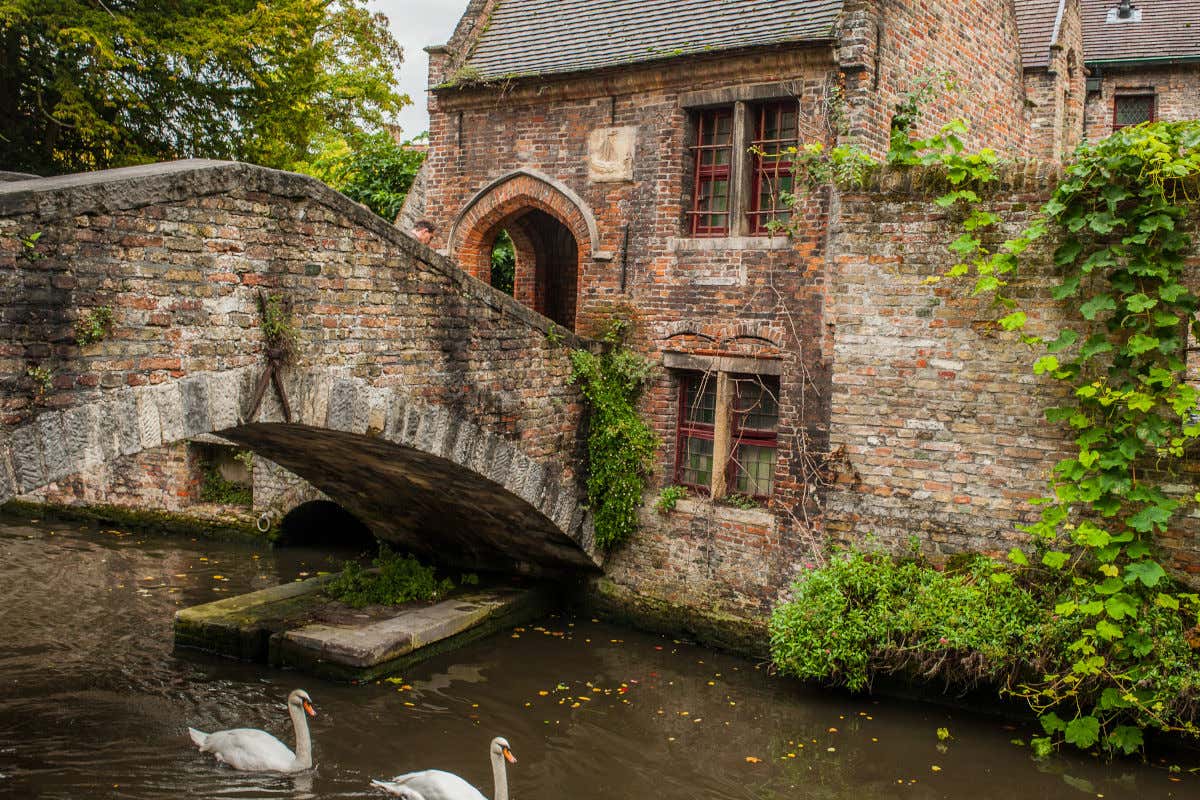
left=747, top=101, right=800, bottom=235
left=687, top=108, right=734, bottom=237
left=674, top=372, right=717, bottom=494
left=1112, top=93, right=1156, bottom=130
left=673, top=371, right=779, bottom=501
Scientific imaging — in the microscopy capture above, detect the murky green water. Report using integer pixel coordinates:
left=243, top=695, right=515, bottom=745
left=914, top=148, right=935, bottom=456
left=0, top=516, right=1193, bottom=799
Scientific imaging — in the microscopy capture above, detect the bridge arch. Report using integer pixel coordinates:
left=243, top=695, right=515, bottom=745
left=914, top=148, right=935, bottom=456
left=1, top=368, right=600, bottom=575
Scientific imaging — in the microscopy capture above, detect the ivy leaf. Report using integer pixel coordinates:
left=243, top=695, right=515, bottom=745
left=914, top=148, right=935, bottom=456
left=949, top=233, right=981, bottom=257
left=1123, top=334, right=1160, bottom=356
left=1064, top=716, right=1101, bottom=748
left=1055, top=600, right=1077, bottom=615
left=1043, top=198, right=1068, bottom=218
left=1079, top=600, right=1105, bottom=616
left=1034, top=355, right=1060, bottom=375
left=1007, top=548, right=1029, bottom=566
left=1153, top=311, right=1181, bottom=328
left=1124, top=293, right=1157, bottom=313
left=1094, top=619, right=1124, bottom=641
left=1125, top=560, right=1166, bottom=588
left=1107, top=726, right=1144, bottom=755
left=1040, top=712, right=1067, bottom=734
left=999, top=311, right=1027, bottom=331
left=1095, top=577, right=1125, bottom=595
left=1078, top=336, right=1113, bottom=360
left=1079, top=294, right=1117, bottom=320
left=1155, top=593, right=1181, bottom=610
left=1052, top=275, right=1081, bottom=300
left=1125, top=392, right=1154, bottom=413
left=1105, top=593, right=1138, bottom=620
left=1042, top=551, right=1071, bottom=570
left=1128, top=505, right=1172, bottom=533
left=1045, top=329, right=1078, bottom=353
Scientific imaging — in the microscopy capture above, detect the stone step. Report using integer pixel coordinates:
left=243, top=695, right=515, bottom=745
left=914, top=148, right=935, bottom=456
left=173, top=576, right=554, bottom=681
left=271, top=586, right=554, bottom=681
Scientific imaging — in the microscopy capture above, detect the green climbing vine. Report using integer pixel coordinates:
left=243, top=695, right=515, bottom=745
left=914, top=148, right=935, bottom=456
left=923, top=120, right=1200, bottom=755
left=770, top=106, right=1200, bottom=756
left=569, top=319, right=659, bottom=550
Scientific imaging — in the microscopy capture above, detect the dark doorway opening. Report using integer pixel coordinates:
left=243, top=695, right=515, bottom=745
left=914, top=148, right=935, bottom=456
left=275, top=500, right=376, bottom=550
left=490, top=209, right=580, bottom=331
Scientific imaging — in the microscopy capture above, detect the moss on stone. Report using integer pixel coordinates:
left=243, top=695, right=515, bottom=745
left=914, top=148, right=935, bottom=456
left=0, top=499, right=262, bottom=542
left=583, top=577, right=769, bottom=659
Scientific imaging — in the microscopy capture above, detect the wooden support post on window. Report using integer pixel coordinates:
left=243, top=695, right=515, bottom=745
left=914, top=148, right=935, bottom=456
left=730, top=102, right=750, bottom=237
left=711, top=372, right=734, bottom=499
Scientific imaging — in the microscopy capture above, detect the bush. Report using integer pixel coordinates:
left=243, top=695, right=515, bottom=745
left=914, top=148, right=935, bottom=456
left=769, top=549, right=1200, bottom=754
left=325, top=545, right=455, bottom=608
left=770, top=551, right=1049, bottom=693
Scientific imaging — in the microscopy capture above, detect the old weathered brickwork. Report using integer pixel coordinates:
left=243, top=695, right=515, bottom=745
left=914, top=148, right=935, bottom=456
left=0, top=161, right=599, bottom=574
left=1084, top=65, right=1200, bottom=143
left=824, top=165, right=1200, bottom=578
left=838, top=0, right=1033, bottom=158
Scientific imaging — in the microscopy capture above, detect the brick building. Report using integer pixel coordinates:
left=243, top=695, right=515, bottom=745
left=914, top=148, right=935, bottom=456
left=403, top=0, right=1200, bottom=633
left=1018, top=0, right=1200, bottom=158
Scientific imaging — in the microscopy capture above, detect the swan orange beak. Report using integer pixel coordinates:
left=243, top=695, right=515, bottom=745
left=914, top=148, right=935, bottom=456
left=502, top=747, right=517, bottom=764
left=303, top=700, right=316, bottom=718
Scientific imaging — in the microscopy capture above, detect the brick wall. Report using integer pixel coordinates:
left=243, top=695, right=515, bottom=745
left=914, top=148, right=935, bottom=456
left=824, top=164, right=1200, bottom=577
left=1024, top=0, right=1088, bottom=162
left=425, top=48, right=840, bottom=616
left=838, top=0, right=1032, bottom=158
left=1084, top=64, right=1200, bottom=143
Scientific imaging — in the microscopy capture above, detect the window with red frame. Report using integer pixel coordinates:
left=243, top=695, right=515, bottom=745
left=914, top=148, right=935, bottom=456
left=674, top=372, right=779, bottom=499
left=675, top=373, right=717, bottom=492
left=688, top=109, right=734, bottom=236
left=729, top=376, right=779, bottom=497
left=1113, top=94, right=1155, bottom=130
left=748, top=102, right=799, bottom=234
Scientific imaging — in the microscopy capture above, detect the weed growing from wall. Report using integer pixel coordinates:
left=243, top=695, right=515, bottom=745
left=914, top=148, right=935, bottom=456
left=569, top=319, right=659, bottom=549
left=74, top=306, right=114, bottom=347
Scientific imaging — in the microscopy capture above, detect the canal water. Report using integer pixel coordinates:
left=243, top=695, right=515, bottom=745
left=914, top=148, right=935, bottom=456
left=0, top=516, right=1193, bottom=799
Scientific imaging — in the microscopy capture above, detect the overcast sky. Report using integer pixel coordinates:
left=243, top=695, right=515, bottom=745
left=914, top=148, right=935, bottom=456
left=368, top=0, right=464, bottom=138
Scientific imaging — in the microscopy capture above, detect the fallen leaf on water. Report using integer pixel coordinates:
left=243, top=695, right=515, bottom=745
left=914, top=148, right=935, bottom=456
left=538, top=691, right=549, bottom=696
left=745, top=757, right=761, bottom=764
left=931, top=766, right=942, bottom=772
left=828, top=727, right=838, bottom=733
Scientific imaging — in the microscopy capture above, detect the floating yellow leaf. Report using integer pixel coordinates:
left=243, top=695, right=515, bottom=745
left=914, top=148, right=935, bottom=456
left=745, top=756, right=761, bottom=764
left=931, top=766, right=942, bottom=772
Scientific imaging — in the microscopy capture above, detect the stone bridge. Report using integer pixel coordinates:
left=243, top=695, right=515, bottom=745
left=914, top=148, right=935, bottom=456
left=0, top=161, right=599, bottom=575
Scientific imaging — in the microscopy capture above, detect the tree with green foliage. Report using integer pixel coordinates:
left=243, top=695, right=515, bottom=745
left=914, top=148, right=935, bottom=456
left=296, top=130, right=425, bottom=221
left=0, top=0, right=407, bottom=175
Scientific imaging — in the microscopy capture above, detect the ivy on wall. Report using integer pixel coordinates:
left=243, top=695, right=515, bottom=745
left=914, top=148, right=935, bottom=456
left=569, top=320, right=659, bottom=550
left=770, top=115, right=1200, bottom=756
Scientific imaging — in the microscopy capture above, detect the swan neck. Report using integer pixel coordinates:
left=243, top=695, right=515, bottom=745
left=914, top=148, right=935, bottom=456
left=290, top=702, right=312, bottom=770
left=491, top=749, right=508, bottom=800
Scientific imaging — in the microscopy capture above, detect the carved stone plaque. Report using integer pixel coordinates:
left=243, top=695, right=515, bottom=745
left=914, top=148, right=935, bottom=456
left=587, top=126, right=637, bottom=182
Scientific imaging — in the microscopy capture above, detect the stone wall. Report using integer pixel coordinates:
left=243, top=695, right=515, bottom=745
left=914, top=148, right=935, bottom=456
left=0, top=161, right=598, bottom=573
left=837, top=0, right=1033, bottom=159
left=1084, top=64, right=1200, bottom=143
left=824, top=164, right=1200, bottom=575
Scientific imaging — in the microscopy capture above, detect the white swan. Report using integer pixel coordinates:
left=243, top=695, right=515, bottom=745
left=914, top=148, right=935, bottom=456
left=187, top=689, right=316, bottom=773
left=371, top=736, right=516, bottom=800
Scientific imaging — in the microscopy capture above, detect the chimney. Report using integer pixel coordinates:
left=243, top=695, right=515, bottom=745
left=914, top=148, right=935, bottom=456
left=1118, top=0, right=1134, bottom=18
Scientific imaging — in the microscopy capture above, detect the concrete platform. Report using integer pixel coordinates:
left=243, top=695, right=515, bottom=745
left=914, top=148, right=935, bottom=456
left=174, top=577, right=555, bottom=681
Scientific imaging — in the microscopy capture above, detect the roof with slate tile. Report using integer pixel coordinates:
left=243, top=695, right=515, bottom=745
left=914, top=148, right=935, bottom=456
left=1080, top=0, right=1200, bottom=64
left=460, top=0, right=844, bottom=80
left=1015, top=0, right=1067, bottom=68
